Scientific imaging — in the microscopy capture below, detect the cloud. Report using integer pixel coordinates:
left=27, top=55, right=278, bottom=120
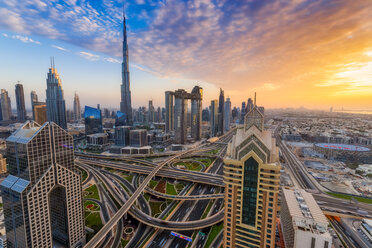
left=104, top=57, right=120, bottom=63
left=51, top=45, right=69, bottom=52
left=0, top=0, right=371, bottom=107
left=2, top=32, right=41, bottom=44
left=78, top=51, right=100, bottom=61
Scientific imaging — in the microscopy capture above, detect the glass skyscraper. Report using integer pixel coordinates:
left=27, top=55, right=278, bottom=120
left=46, top=59, right=67, bottom=129
left=15, top=83, right=26, bottom=122
left=84, top=106, right=103, bottom=135
left=120, top=13, right=133, bottom=125
left=115, top=111, right=127, bottom=127
left=0, top=121, right=85, bottom=247
left=73, top=92, right=81, bottom=122
left=0, top=89, right=12, bottom=121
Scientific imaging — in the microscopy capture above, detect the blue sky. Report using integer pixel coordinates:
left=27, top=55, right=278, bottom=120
left=0, top=0, right=371, bottom=111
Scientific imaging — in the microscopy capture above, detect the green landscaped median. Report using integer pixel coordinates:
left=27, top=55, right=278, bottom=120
left=197, top=158, right=213, bottom=167
left=166, top=183, right=177, bottom=195
left=204, top=223, right=223, bottom=248
left=84, top=185, right=100, bottom=200
left=149, top=201, right=165, bottom=216
left=80, top=168, right=88, bottom=182
left=149, top=180, right=158, bottom=189
left=124, top=174, right=134, bottom=182
left=326, top=192, right=372, bottom=204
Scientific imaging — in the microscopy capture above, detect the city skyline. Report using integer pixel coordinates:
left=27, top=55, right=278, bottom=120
left=0, top=0, right=371, bottom=111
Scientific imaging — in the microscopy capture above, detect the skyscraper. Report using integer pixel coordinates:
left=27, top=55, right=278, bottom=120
left=0, top=89, right=12, bottom=121
left=73, top=92, right=81, bottom=122
left=115, top=111, right=127, bottom=126
left=217, top=88, right=225, bottom=135
left=224, top=97, right=231, bottom=131
left=15, top=83, right=27, bottom=122
left=210, top=100, right=218, bottom=137
left=148, top=100, right=154, bottom=123
left=246, top=97, right=254, bottom=113
left=46, top=58, right=67, bottom=129
left=190, top=86, right=203, bottom=140
left=223, top=103, right=281, bottom=248
left=165, top=91, right=174, bottom=132
left=84, top=106, right=103, bottom=135
left=174, top=89, right=188, bottom=144
left=0, top=121, right=85, bottom=247
left=30, top=90, right=38, bottom=120
left=240, top=101, right=246, bottom=124
left=33, top=102, right=47, bottom=125
left=120, top=12, right=133, bottom=125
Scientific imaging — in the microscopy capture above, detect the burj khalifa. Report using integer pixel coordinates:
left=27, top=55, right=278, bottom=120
left=120, top=11, right=133, bottom=125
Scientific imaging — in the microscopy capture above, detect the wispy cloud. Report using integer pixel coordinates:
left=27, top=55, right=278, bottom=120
left=51, top=45, right=69, bottom=52
left=0, top=0, right=371, bottom=106
left=78, top=51, right=100, bottom=61
left=104, top=57, right=120, bottom=63
left=2, top=32, right=41, bottom=44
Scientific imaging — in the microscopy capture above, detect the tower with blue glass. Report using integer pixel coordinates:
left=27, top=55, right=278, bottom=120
left=84, top=105, right=103, bottom=135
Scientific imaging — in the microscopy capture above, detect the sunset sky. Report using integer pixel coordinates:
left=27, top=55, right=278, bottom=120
left=0, top=0, right=371, bottom=111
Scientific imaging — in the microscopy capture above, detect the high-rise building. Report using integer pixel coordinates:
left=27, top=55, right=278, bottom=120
left=114, top=126, right=131, bottom=147
left=0, top=121, right=85, bottom=247
left=281, top=188, right=332, bottom=248
left=84, top=106, right=103, bottom=135
left=30, top=90, right=38, bottom=120
left=46, top=58, right=67, bottom=129
left=174, top=89, right=188, bottom=144
left=224, top=97, right=231, bottom=131
left=73, top=92, right=81, bottom=122
left=246, top=97, right=253, bottom=113
left=156, top=107, right=162, bottom=122
left=240, top=101, right=246, bottom=124
left=148, top=100, right=154, bottom=123
left=223, top=104, right=281, bottom=248
left=209, top=100, right=218, bottom=137
left=15, top=83, right=26, bottom=122
left=115, top=111, right=127, bottom=126
left=165, top=91, right=174, bottom=132
left=104, top=108, right=110, bottom=118
left=202, top=107, right=210, bottom=122
left=129, top=129, right=148, bottom=147
left=232, top=106, right=238, bottom=123
left=190, top=86, right=203, bottom=141
left=120, top=12, right=133, bottom=125
left=217, top=88, right=225, bottom=135
left=0, top=89, right=12, bottom=121
left=33, top=102, right=47, bottom=125
left=66, top=109, right=74, bottom=123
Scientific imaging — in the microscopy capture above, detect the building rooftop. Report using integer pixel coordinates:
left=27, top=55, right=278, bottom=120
left=283, top=188, right=328, bottom=233
left=0, top=174, right=30, bottom=193
left=6, top=122, right=41, bottom=144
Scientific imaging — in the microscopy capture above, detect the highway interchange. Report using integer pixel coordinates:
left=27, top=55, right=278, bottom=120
left=79, top=126, right=372, bottom=248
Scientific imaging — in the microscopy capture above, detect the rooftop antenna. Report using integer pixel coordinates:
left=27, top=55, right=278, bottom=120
left=254, top=92, right=257, bottom=106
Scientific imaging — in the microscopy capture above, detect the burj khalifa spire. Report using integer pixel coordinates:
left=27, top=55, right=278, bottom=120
left=120, top=8, right=133, bottom=125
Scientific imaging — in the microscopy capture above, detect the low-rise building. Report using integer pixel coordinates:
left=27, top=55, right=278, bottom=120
left=280, top=188, right=332, bottom=248
left=361, top=219, right=372, bottom=240
left=87, top=133, right=109, bottom=148
left=129, top=129, right=148, bottom=147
